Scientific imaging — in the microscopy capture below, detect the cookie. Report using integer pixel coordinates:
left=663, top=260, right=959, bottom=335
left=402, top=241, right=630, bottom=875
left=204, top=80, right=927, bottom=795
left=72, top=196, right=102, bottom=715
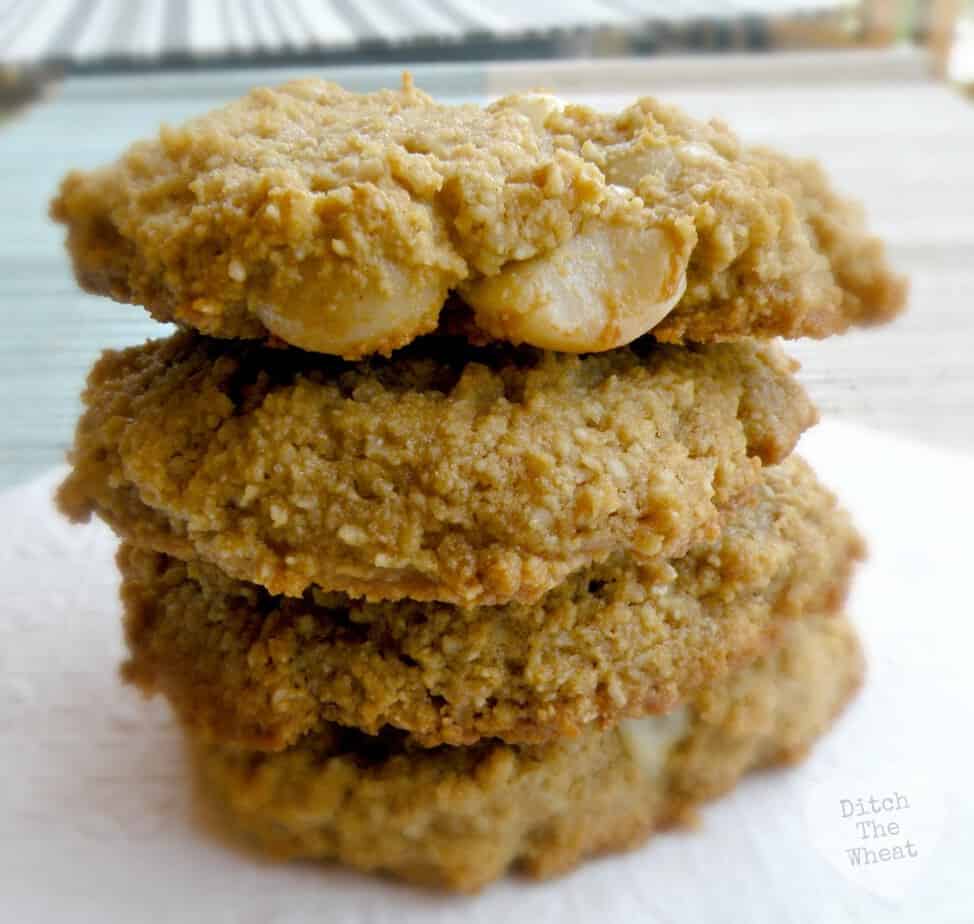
left=191, top=611, right=864, bottom=891
left=51, top=77, right=904, bottom=358
left=120, top=456, right=862, bottom=748
left=529, top=98, right=907, bottom=345
left=58, top=332, right=814, bottom=606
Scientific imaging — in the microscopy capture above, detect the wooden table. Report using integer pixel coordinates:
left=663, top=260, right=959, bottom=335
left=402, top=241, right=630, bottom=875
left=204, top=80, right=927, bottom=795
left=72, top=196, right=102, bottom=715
left=1, top=49, right=971, bottom=490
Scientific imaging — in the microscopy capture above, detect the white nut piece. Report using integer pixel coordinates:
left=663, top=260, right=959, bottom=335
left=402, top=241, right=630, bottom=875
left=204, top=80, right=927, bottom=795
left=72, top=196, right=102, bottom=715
left=503, top=92, right=566, bottom=132
left=460, top=219, right=691, bottom=353
left=255, top=260, right=449, bottom=357
left=605, top=138, right=725, bottom=188
left=619, top=707, right=690, bottom=781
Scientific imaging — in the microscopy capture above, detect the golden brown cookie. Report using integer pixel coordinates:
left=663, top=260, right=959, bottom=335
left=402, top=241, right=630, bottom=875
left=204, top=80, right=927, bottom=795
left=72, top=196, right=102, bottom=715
left=191, top=611, right=864, bottom=891
left=533, top=98, right=907, bottom=344
left=120, top=457, right=862, bottom=749
left=58, top=332, right=815, bottom=606
left=51, top=77, right=904, bottom=358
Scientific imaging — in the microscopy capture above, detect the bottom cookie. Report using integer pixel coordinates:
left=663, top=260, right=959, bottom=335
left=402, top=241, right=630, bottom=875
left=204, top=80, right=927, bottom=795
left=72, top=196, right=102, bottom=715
left=191, top=611, right=863, bottom=891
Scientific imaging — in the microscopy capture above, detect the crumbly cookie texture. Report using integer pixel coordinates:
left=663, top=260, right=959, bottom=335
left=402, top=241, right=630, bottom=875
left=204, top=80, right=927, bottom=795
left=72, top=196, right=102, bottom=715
left=191, top=612, right=864, bottom=891
left=58, top=332, right=815, bottom=605
left=120, top=457, right=862, bottom=748
left=50, top=77, right=904, bottom=358
left=532, top=97, right=907, bottom=344
left=50, top=78, right=691, bottom=357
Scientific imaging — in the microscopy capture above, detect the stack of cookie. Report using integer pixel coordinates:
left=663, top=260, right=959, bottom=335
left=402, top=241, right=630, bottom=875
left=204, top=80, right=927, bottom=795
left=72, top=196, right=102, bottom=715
left=52, top=77, right=904, bottom=891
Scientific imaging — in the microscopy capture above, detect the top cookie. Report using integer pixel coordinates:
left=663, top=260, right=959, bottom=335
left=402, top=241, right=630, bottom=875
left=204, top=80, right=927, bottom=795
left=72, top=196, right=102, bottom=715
left=51, top=76, right=905, bottom=358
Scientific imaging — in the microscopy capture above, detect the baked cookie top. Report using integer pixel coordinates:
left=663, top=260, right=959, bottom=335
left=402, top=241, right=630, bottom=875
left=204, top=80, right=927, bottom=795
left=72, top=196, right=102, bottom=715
left=51, top=76, right=905, bottom=358
left=192, top=611, right=863, bottom=891
left=57, top=330, right=815, bottom=605
left=120, top=456, right=863, bottom=749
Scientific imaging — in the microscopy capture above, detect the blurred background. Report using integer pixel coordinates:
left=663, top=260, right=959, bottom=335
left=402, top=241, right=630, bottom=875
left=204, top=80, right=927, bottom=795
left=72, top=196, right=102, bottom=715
left=1, top=0, right=972, bottom=489
left=0, top=1, right=972, bottom=82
